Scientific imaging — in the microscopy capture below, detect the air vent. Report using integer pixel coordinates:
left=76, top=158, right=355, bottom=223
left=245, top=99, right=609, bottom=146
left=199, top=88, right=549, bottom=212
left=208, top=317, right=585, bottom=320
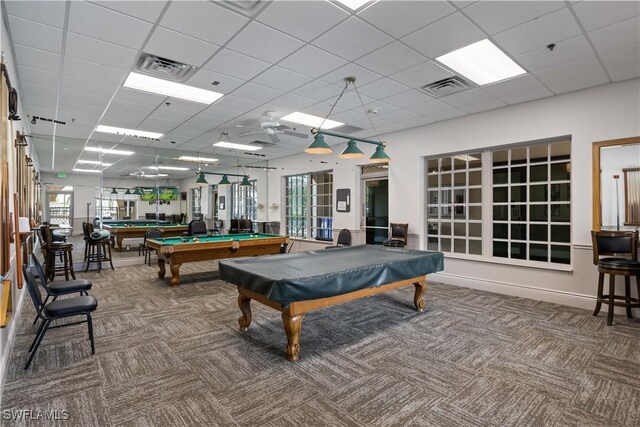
left=420, top=76, right=471, bottom=98
left=251, top=140, right=276, bottom=148
left=136, top=53, right=196, bottom=82
left=218, top=1, right=269, bottom=16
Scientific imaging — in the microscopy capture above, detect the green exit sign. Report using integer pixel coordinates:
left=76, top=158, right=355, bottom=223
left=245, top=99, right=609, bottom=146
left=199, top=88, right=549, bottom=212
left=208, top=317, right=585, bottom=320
left=57, top=173, right=66, bottom=178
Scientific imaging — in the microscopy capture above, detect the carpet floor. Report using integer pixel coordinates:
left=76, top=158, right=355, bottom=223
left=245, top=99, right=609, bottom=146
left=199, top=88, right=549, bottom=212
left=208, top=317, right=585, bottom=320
left=2, top=259, right=640, bottom=427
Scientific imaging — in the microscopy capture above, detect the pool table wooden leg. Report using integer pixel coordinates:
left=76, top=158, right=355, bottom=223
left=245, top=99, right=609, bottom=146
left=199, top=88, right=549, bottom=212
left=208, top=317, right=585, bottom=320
left=238, top=294, right=252, bottom=331
left=157, top=258, right=166, bottom=279
left=169, top=263, right=181, bottom=287
left=413, top=281, right=427, bottom=312
left=282, top=313, right=304, bottom=362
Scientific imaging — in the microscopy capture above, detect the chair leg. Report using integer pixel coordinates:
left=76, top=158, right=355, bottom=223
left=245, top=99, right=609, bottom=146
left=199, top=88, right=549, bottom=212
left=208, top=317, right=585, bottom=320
left=97, top=244, right=102, bottom=273
left=607, top=274, right=616, bottom=326
left=63, top=251, right=70, bottom=281
left=593, top=272, right=604, bottom=316
left=29, top=319, right=46, bottom=351
left=107, top=243, right=114, bottom=270
left=25, top=319, right=51, bottom=369
left=624, top=276, right=632, bottom=318
left=87, top=313, right=95, bottom=354
left=68, top=249, right=76, bottom=280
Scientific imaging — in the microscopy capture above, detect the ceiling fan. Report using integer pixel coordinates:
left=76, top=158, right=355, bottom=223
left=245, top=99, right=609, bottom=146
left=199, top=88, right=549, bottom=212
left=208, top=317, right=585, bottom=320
left=235, top=111, right=308, bottom=143
left=120, top=167, right=146, bottom=177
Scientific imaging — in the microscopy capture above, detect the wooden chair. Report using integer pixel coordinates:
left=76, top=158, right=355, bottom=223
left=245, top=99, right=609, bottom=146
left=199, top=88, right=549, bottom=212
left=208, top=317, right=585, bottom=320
left=40, top=224, right=76, bottom=281
left=383, top=223, right=409, bottom=248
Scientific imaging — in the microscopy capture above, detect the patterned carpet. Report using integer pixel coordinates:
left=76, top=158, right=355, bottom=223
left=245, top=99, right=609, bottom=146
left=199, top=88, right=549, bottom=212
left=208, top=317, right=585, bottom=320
left=2, top=258, right=640, bottom=427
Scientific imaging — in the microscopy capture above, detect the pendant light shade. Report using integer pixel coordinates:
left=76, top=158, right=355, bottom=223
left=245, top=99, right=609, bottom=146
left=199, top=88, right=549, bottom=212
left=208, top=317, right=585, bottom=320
left=339, top=139, right=364, bottom=159
left=111, top=187, right=118, bottom=194
left=124, top=189, right=131, bottom=195
left=194, top=172, right=209, bottom=186
left=369, top=145, right=391, bottom=163
left=239, top=176, right=252, bottom=187
left=305, top=133, right=333, bottom=154
left=218, top=175, right=231, bottom=186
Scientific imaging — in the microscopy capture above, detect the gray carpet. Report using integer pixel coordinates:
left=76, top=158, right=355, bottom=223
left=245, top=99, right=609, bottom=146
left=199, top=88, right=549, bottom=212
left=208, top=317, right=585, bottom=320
left=2, top=259, right=640, bottom=426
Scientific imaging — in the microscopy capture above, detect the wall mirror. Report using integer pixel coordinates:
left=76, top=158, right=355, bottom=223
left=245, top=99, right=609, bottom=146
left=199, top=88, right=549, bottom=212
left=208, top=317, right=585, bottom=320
left=592, top=136, right=640, bottom=230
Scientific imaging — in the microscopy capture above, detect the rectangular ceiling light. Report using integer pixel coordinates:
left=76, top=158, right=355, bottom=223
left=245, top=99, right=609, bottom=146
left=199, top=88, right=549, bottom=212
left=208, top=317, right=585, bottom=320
left=84, top=146, right=135, bottom=155
left=124, top=72, right=224, bottom=104
left=335, top=0, right=373, bottom=10
left=436, top=39, right=526, bottom=86
left=77, top=160, right=113, bottom=166
left=145, top=166, right=190, bottom=171
left=214, top=141, right=262, bottom=151
left=96, top=125, right=164, bottom=140
left=178, top=156, right=219, bottom=163
left=280, top=112, right=343, bottom=130
left=142, top=174, right=169, bottom=178
left=73, top=168, right=102, bottom=173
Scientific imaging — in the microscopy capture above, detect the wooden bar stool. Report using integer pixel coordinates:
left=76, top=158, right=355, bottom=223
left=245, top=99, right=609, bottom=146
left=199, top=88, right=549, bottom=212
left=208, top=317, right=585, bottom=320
left=41, top=225, right=76, bottom=281
left=591, top=230, right=640, bottom=325
left=85, top=230, right=114, bottom=273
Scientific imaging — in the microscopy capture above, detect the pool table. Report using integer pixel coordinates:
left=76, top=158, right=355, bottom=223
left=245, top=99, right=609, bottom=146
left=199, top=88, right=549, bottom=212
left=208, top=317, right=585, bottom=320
left=146, top=233, right=288, bottom=286
left=103, top=223, right=188, bottom=249
left=219, top=245, right=444, bottom=361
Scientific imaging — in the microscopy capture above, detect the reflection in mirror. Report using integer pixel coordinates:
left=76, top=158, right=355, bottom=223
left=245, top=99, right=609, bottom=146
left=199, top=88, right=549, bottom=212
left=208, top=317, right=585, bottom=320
left=623, top=167, right=639, bottom=225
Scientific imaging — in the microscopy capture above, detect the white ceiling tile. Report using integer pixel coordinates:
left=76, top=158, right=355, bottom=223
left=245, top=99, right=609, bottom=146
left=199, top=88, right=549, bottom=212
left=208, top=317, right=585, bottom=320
left=186, top=69, right=246, bottom=94
left=600, top=43, right=640, bottom=71
left=137, top=117, right=179, bottom=134
left=61, top=75, right=117, bottom=100
left=494, top=8, right=582, bottom=56
left=59, top=100, right=107, bottom=118
left=202, top=49, right=270, bottom=81
left=302, top=102, right=348, bottom=118
left=358, top=0, right=455, bottom=38
left=22, top=95, right=57, bottom=111
left=101, top=110, right=149, bottom=128
left=199, top=105, right=242, bottom=121
left=358, top=78, right=410, bottom=99
left=146, top=106, right=193, bottom=123
left=607, top=62, right=640, bottom=82
left=251, top=66, right=312, bottom=92
left=231, top=83, right=284, bottom=103
left=63, top=56, right=127, bottom=85
left=402, top=12, right=485, bottom=59
left=428, top=107, right=467, bottom=122
left=65, top=32, right=138, bottom=70
left=381, top=90, right=430, bottom=109
left=439, top=88, right=495, bottom=108
left=60, top=90, right=110, bottom=109
left=21, top=82, right=58, bottom=100
left=499, top=86, right=554, bottom=105
left=375, top=108, right=420, bottom=122
left=332, top=91, right=376, bottom=110
left=18, top=66, right=59, bottom=89
left=145, top=27, right=219, bottom=68
left=573, top=0, right=640, bottom=31
left=534, top=55, right=609, bottom=94
left=292, top=80, right=343, bottom=102
left=319, top=63, right=383, bottom=87
left=483, top=74, right=545, bottom=97
left=257, top=0, right=349, bottom=42
left=329, top=109, right=367, bottom=125
left=165, top=99, right=210, bottom=115
left=160, top=1, right=248, bottom=45
left=4, top=1, right=66, bottom=28
left=406, top=99, right=452, bottom=115
left=516, top=35, right=595, bottom=73
left=355, top=100, right=399, bottom=116
left=588, top=17, right=640, bottom=53
left=108, top=99, right=158, bottom=116
left=226, top=21, right=304, bottom=63
left=14, top=44, right=61, bottom=73
left=278, top=45, right=348, bottom=78
left=389, top=60, right=453, bottom=89
left=8, top=15, right=63, bottom=54
left=68, top=1, right=152, bottom=49
left=391, top=116, right=435, bottom=130
left=464, top=1, right=564, bottom=35
left=90, top=1, right=168, bottom=23
left=114, top=88, right=166, bottom=106
left=355, top=42, right=426, bottom=76
left=312, top=17, right=394, bottom=61
left=212, top=96, right=262, bottom=113
left=270, top=93, right=318, bottom=111
left=451, top=1, right=477, bottom=9
left=459, top=98, right=507, bottom=114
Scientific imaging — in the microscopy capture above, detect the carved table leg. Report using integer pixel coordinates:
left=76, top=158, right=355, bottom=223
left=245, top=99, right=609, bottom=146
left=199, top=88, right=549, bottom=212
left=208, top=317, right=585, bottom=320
left=282, top=313, right=304, bottom=361
left=157, top=258, right=166, bottom=279
left=413, top=281, right=427, bottom=312
left=238, top=293, right=252, bottom=331
left=169, top=263, right=181, bottom=287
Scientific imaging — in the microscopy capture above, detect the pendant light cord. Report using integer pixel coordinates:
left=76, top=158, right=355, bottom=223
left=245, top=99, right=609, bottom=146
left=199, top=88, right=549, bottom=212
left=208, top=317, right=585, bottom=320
left=352, top=81, right=383, bottom=144
left=318, top=78, right=351, bottom=130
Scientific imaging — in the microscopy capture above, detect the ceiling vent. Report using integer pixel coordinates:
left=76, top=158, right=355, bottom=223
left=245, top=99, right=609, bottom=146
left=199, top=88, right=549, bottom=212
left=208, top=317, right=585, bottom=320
left=420, top=76, right=471, bottom=98
left=136, top=53, right=196, bottom=82
left=217, top=1, right=269, bottom=17
left=251, top=140, right=276, bottom=148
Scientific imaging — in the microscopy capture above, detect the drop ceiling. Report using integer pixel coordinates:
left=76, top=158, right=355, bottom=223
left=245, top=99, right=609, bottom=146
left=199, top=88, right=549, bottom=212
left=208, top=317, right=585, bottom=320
left=3, top=0, right=639, bottom=179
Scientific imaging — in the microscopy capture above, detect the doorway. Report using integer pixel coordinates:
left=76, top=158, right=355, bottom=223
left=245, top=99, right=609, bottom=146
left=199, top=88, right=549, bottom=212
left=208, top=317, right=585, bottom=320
left=362, top=176, right=389, bottom=245
left=45, top=186, right=73, bottom=226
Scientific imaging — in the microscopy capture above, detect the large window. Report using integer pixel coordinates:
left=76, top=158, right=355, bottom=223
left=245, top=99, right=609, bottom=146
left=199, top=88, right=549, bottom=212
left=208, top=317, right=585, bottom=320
left=426, top=138, right=571, bottom=266
left=191, top=188, right=201, bottom=220
left=231, top=180, right=257, bottom=221
left=285, top=171, right=333, bottom=240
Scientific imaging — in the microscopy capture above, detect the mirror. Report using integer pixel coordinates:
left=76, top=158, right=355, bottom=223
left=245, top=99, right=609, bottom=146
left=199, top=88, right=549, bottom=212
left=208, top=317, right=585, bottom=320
left=592, top=136, right=640, bottom=230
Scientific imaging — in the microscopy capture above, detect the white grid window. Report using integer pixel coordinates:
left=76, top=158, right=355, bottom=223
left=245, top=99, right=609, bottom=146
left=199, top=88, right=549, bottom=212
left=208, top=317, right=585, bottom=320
left=285, top=171, right=333, bottom=240
left=231, top=180, right=257, bottom=221
left=191, top=188, right=201, bottom=220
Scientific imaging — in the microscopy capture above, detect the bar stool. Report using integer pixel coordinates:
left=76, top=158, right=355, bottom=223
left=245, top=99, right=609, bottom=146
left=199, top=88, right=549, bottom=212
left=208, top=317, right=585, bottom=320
left=591, top=230, right=640, bottom=326
left=41, top=225, right=76, bottom=281
left=85, top=229, right=114, bottom=273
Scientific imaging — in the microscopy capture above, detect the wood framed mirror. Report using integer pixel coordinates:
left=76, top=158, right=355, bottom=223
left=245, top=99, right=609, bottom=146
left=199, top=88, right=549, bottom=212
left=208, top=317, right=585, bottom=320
left=592, top=136, right=640, bottom=230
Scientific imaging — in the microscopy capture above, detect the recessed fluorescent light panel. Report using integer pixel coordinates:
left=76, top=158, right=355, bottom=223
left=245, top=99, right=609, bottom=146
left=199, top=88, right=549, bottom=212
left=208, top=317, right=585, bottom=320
left=178, top=156, right=219, bottom=163
left=142, top=174, right=169, bottom=178
left=73, top=168, right=102, bottom=173
left=145, top=166, right=190, bottom=171
left=84, top=147, right=135, bottom=155
left=280, top=112, right=343, bottom=130
left=436, top=39, right=526, bottom=86
left=96, top=125, right=163, bottom=140
left=335, top=0, right=373, bottom=11
left=124, top=72, right=224, bottom=104
left=214, top=141, right=262, bottom=151
left=77, top=160, right=113, bottom=166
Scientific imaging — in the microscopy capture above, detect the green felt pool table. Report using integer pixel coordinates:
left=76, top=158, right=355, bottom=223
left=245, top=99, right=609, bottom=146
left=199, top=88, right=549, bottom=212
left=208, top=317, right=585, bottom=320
left=103, top=223, right=188, bottom=249
left=146, top=233, right=288, bottom=286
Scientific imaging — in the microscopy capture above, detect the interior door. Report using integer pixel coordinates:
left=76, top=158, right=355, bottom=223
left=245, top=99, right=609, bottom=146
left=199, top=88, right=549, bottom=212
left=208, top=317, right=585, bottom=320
left=362, top=178, right=388, bottom=245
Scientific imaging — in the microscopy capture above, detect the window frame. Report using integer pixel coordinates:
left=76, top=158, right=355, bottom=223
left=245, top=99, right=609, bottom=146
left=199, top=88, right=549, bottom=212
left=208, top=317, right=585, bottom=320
left=230, top=179, right=257, bottom=221
left=285, top=170, right=333, bottom=241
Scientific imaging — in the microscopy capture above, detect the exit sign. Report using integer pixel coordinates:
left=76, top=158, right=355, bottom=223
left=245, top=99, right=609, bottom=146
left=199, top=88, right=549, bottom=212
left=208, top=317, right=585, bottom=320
left=57, top=173, right=66, bottom=178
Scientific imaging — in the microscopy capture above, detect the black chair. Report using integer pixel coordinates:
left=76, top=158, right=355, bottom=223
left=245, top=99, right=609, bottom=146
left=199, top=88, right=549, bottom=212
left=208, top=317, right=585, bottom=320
left=84, top=223, right=114, bottom=273
left=326, top=229, right=351, bottom=249
left=383, top=223, right=409, bottom=248
left=240, top=219, right=253, bottom=233
left=211, top=220, right=223, bottom=236
left=591, top=230, right=640, bottom=325
left=139, top=228, right=162, bottom=266
left=22, top=265, right=97, bottom=370
left=185, top=220, right=207, bottom=236
left=122, top=216, right=131, bottom=220
left=229, top=219, right=240, bottom=234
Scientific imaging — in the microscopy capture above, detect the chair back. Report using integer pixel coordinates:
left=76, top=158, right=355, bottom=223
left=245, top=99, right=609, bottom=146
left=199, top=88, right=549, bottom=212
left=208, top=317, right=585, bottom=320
left=188, top=220, right=207, bottom=235
left=390, top=223, right=409, bottom=243
left=229, top=219, right=240, bottom=234
left=144, top=228, right=163, bottom=244
left=40, top=225, right=52, bottom=248
left=240, top=219, right=253, bottom=233
left=31, top=253, right=50, bottom=290
left=337, top=229, right=352, bottom=247
left=22, top=264, right=45, bottom=317
left=591, top=230, right=638, bottom=264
